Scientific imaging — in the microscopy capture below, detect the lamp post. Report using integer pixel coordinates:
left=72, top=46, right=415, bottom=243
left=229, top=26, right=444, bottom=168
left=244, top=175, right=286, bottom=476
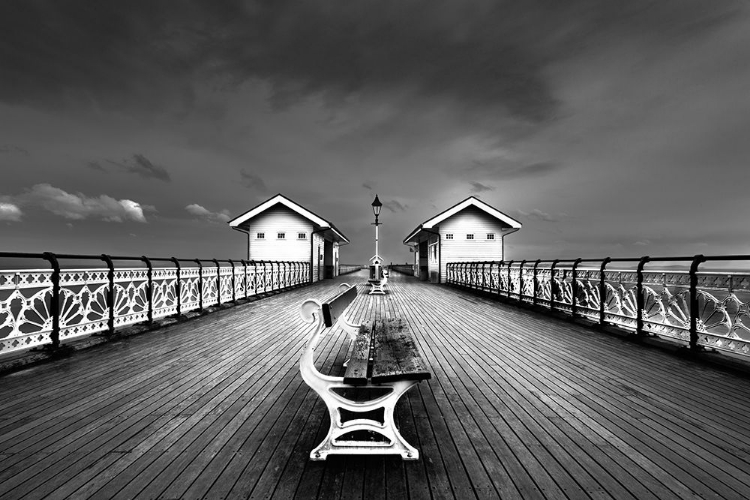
left=371, top=195, right=382, bottom=257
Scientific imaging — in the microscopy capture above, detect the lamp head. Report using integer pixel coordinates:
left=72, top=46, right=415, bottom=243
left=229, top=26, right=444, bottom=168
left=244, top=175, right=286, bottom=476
left=371, top=195, right=382, bottom=217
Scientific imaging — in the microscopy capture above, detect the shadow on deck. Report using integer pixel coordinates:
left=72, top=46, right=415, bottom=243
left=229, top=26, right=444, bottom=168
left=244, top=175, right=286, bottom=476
left=1, top=271, right=750, bottom=499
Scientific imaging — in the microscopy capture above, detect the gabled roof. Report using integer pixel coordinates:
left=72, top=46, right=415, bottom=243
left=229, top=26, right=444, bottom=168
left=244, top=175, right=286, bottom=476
left=403, top=196, right=522, bottom=244
left=228, top=193, right=349, bottom=243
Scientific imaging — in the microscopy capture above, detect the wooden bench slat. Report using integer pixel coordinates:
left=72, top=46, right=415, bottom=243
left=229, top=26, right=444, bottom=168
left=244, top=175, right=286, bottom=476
left=343, top=323, right=372, bottom=386
left=371, top=319, right=431, bottom=384
left=322, top=286, right=358, bottom=327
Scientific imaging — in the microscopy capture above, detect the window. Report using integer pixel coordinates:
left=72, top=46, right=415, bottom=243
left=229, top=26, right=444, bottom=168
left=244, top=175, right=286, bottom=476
left=277, top=232, right=286, bottom=239
left=466, top=234, right=474, bottom=240
left=298, top=232, right=307, bottom=239
left=256, top=232, right=265, bottom=239
left=445, top=233, right=453, bottom=240
left=487, top=233, right=495, bottom=240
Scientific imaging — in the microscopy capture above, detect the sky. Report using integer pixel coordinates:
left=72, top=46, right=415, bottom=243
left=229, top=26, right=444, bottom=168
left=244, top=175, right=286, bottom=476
left=2, top=0, right=750, bottom=267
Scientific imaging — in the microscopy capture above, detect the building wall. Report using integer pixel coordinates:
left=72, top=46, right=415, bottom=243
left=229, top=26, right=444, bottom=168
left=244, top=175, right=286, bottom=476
left=333, top=243, right=339, bottom=277
left=312, top=232, right=324, bottom=282
left=437, top=206, right=507, bottom=283
left=246, top=206, right=314, bottom=263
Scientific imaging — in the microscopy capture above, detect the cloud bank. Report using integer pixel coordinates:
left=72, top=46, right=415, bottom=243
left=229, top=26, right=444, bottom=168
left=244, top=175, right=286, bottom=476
left=6, top=184, right=147, bottom=223
left=185, top=204, right=231, bottom=223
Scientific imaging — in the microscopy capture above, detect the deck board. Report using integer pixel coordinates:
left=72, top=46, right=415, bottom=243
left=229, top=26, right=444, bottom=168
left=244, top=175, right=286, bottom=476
left=2, top=272, right=750, bottom=498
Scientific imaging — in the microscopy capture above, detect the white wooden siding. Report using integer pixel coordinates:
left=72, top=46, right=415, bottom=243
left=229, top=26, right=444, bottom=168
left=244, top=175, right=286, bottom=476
left=438, top=206, right=507, bottom=282
left=246, top=206, right=313, bottom=263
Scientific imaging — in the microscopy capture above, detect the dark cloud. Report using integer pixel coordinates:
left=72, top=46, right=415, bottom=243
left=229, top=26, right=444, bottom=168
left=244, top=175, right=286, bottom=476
left=107, top=154, right=170, bottom=182
left=514, top=208, right=561, bottom=222
left=240, top=168, right=268, bottom=191
left=0, top=1, right=736, bottom=120
left=86, top=161, right=106, bottom=172
left=362, top=182, right=373, bottom=190
left=469, top=181, right=494, bottom=193
left=384, top=200, right=407, bottom=213
left=469, top=160, right=562, bottom=180
left=0, top=145, right=29, bottom=156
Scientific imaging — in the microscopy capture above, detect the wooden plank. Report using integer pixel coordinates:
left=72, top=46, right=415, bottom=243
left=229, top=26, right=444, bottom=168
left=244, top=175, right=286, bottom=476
left=371, top=319, right=431, bottom=383
left=342, top=323, right=371, bottom=386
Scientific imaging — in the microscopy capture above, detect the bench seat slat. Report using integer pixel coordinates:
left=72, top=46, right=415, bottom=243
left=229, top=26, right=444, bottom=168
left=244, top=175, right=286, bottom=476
left=371, top=319, right=431, bottom=384
left=343, top=323, right=372, bottom=386
left=322, top=286, right=358, bottom=327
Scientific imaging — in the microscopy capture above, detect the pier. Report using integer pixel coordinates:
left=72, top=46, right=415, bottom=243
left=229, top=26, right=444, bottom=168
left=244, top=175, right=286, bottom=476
left=2, top=270, right=750, bottom=499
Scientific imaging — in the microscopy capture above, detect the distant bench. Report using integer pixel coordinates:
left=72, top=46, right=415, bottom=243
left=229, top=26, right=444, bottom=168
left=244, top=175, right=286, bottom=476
left=299, top=283, right=431, bottom=460
left=367, top=270, right=388, bottom=295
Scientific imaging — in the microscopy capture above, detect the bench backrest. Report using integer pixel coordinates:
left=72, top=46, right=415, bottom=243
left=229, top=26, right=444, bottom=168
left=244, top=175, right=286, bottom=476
left=322, top=285, right=357, bottom=327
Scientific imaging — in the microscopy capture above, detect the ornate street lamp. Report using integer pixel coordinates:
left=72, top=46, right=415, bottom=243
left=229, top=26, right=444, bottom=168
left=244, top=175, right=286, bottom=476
left=371, top=195, right=382, bottom=257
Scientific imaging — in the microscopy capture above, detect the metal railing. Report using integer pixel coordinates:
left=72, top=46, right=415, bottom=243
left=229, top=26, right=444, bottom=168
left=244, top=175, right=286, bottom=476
left=338, top=264, right=364, bottom=275
left=446, top=255, right=750, bottom=357
left=0, top=252, right=310, bottom=355
left=390, top=265, right=414, bottom=276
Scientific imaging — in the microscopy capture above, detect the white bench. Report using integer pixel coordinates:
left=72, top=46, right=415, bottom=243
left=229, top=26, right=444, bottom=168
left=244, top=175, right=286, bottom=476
left=298, top=284, right=430, bottom=460
left=367, top=272, right=388, bottom=295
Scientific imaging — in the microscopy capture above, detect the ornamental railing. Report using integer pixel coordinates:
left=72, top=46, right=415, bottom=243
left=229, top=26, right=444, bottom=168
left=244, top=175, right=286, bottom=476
left=339, top=264, right=364, bottom=275
left=390, top=265, right=414, bottom=276
left=0, top=252, right=310, bottom=355
left=446, top=255, right=750, bottom=357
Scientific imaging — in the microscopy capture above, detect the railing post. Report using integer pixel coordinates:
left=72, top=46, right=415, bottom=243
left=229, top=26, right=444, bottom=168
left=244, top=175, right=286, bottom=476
left=689, top=254, right=706, bottom=350
left=519, top=260, right=526, bottom=301
left=141, top=256, right=154, bottom=324
left=495, top=261, right=501, bottom=297
left=228, top=259, right=236, bottom=303
left=101, top=254, right=115, bottom=335
left=507, top=260, right=513, bottom=299
left=241, top=259, right=248, bottom=298
left=171, top=257, right=181, bottom=317
left=550, top=259, right=560, bottom=311
left=571, top=258, right=582, bottom=318
left=481, top=262, right=486, bottom=291
left=254, top=261, right=260, bottom=295
left=43, top=252, right=61, bottom=349
left=213, top=259, right=221, bottom=307
left=533, top=260, right=541, bottom=306
left=599, top=258, right=611, bottom=326
left=195, top=259, right=204, bottom=312
left=636, top=256, right=650, bottom=335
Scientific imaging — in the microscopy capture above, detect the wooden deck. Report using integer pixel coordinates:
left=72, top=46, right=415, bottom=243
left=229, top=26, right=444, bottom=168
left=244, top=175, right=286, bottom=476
left=2, top=271, right=750, bottom=499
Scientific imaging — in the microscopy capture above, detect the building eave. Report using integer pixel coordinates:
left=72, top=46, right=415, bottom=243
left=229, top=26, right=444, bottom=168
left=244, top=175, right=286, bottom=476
left=228, top=193, right=350, bottom=243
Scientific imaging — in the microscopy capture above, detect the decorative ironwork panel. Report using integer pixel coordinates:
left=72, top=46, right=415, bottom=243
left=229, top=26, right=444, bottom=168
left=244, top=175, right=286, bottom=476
left=202, top=267, right=219, bottom=307
left=509, top=267, right=522, bottom=298
left=602, top=282, right=638, bottom=330
left=574, top=271, right=601, bottom=320
left=152, top=268, right=178, bottom=319
left=521, top=267, right=535, bottom=302
left=219, top=266, right=233, bottom=303
left=271, top=265, right=279, bottom=290
left=0, top=269, right=54, bottom=353
left=57, top=268, right=110, bottom=340
left=536, top=269, right=552, bottom=306
left=112, top=268, right=148, bottom=328
left=234, top=267, right=246, bottom=299
left=180, top=268, right=201, bottom=312
left=246, top=266, right=257, bottom=296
